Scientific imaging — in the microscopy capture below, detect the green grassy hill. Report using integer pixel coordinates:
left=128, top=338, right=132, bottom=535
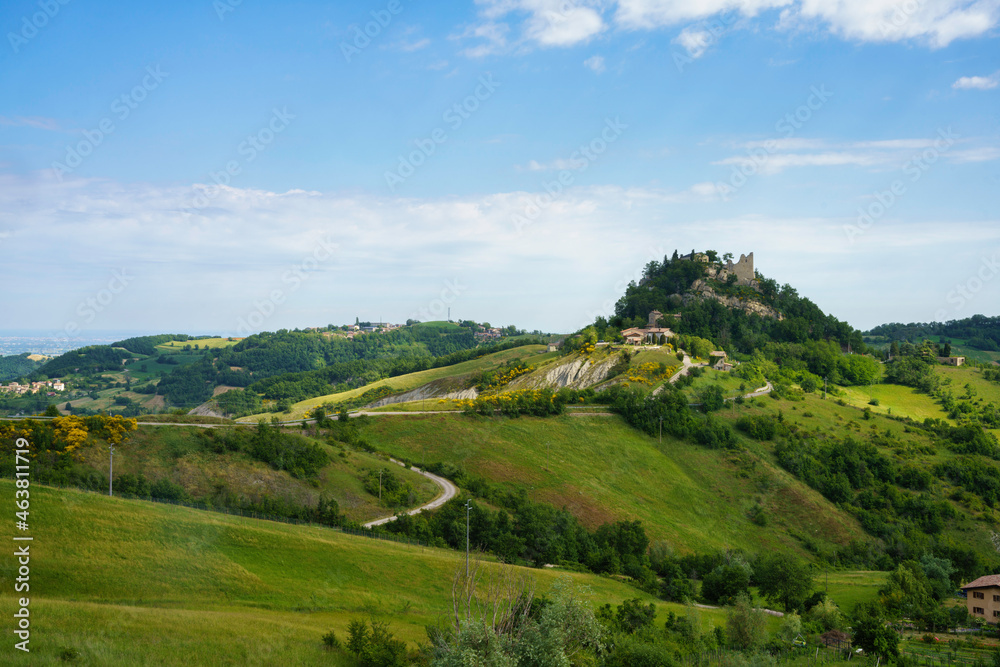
left=361, top=413, right=863, bottom=556
left=70, top=424, right=440, bottom=525
left=0, top=481, right=733, bottom=666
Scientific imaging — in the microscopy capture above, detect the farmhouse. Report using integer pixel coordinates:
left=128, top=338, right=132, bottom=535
left=709, top=351, right=733, bottom=372
left=938, top=356, right=966, bottom=366
left=963, top=575, right=1000, bottom=622
left=620, top=311, right=674, bottom=346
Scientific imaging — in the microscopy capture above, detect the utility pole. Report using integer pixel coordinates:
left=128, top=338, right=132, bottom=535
left=658, top=417, right=663, bottom=444
left=465, top=499, right=472, bottom=577
left=824, top=376, right=828, bottom=400
left=545, top=441, right=550, bottom=471
left=379, top=469, right=383, bottom=501
left=108, top=443, right=114, bottom=497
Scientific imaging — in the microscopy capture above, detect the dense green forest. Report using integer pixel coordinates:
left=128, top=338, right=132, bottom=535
left=153, top=330, right=541, bottom=408
left=36, top=345, right=133, bottom=377
left=112, top=334, right=194, bottom=355
left=601, top=250, right=866, bottom=354
left=28, top=324, right=537, bottom=411
left=867, top=315, right=1000, bottom=351
left=0, top=353, right=43, bottom=382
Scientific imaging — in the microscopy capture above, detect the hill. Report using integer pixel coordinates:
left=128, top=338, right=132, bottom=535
left=1, top=324, right=539, bottom=418
left=865, top=315, right=1000, bottom=365
left=604, top=250, right=866, bottom=354
left=0, top=415, right=442, bottom=528
left=361, top=413, right=863, bottom=557
left=0, top=353, right=43, bottom=382
left=0, top=480, right=732, bottom=665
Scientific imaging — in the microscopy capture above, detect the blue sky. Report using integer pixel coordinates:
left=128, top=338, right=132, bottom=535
left=1, top=0, right=998, bottom=340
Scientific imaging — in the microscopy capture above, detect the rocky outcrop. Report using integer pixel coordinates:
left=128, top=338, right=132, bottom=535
left=680, top=280, right=782, bottom=320
left=188, top=403, right=226, bottom=418
left=510, top=354, right=621, bottom=390
left=364, top=378, right=478, bottom=408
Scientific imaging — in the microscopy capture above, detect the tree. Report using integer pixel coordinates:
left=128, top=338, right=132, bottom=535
left=310, top=405, right=327, bottom=427
left=755, top=552, right=814, bottom=612
left=807, top=597, right=843, bottom=631
left=726, top=592, right=766, bottom=650
left=920, top=553, right=956, bottom=601
left=777, top=612, right=802, bottom=644
left=880, top=561, right=932, bottom=618
left=851, top=600, right=899, bottom=659
left=44, top=403, right=60, bottom=417
left=702, top=556, right=752, bottom=605
left=697, top=385, right=725, bottom=413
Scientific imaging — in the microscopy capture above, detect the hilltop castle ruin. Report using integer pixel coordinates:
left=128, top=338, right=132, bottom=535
left=677, top=251, right=755, bottom=286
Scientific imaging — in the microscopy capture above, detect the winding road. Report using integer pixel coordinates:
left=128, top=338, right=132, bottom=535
left=363, top=458, right=459, bottom=528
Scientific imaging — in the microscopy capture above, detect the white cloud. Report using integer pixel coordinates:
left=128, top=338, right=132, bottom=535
left=583, top=54, right=606, bottom=72
left=462, top=0, right=1000, bottom=55
left=688, top=181, right=723, bottom=197
left=2, top=173, right=997, bottom=333
left=396, top=37, right=431, bottom=52
left=716, top=137, right=1000, bottom=174
left=454, top=20, right=510, bottom=57
left=953, top=71, right=1000, bottom=89
left=794, top=0, right=1000, bottom=47
left=949, top=146, right=1000, bottom=162
left=716, top=151, right=889, bottom=173
left=460, top=0, right=605, bottom=54
left=615, top=0, right=792, bottom=29
left=0, top=116, right=62, bottom=131
left=520, top=157, right=587, bottom=170
left=673, top=27, right=714, bottom=57
left=524, top=2, right=605, bottom=45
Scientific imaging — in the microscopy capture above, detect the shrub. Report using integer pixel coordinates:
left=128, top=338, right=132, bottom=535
left=322, top=629, right=341, bottom=650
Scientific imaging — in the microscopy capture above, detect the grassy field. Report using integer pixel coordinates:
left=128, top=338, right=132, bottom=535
left=240, top=345, right=550, bottom=422
left=360, top=413, right=864, bottom=557
left=0, top=481, right=728, bottom=665
left=821, top=570, right=887, bottom=612
left=683, top=368, right=749, bottom=398
left=81, top=425, right=442, bottom=525
left=156, top=337, right=241, bottom=351
left=837, top=383, right=951, bottom=422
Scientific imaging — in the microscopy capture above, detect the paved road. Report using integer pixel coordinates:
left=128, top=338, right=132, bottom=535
left=363, top=458, right=459, bottom=528
left=694, top=602, right=783, bottom=617
left=743, top=381, right=774, bottom=399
